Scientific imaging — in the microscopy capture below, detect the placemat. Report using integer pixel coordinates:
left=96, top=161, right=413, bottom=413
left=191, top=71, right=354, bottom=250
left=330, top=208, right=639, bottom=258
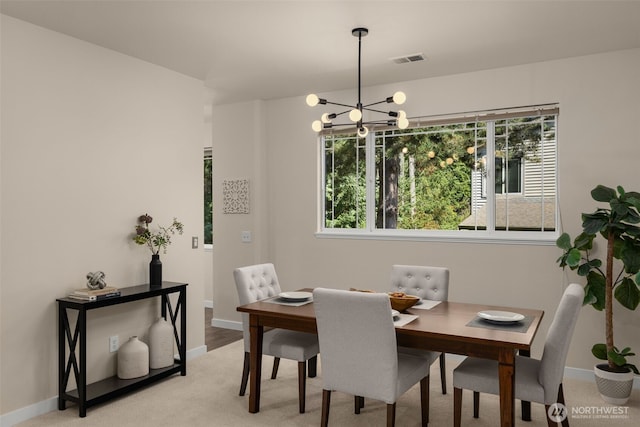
left=394, top=313, right=418, bottom=327
left=466, top=315, right=534, bottom=333
left=263, top=296, right=314, bottom=307
left=410, top=300, right=442, bottom=310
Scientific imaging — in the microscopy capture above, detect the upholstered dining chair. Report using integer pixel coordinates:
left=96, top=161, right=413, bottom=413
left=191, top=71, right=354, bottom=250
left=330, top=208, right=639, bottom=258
left=452, top=283, right=584, bottom=427
left=313, top=287, right=430, bottom=427
left=234, top=263, right=319, bottom=413
left=391, top=264, right=450, bottom=394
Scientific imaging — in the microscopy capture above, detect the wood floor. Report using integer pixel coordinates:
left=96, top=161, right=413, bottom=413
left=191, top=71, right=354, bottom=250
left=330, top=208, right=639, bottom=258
left=204, top=307, right=243, bottom=351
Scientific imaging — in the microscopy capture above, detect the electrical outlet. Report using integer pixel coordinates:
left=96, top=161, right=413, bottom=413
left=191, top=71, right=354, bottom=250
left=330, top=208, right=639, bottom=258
left=109, top=335, right=119, bottom=353
left=241, top=230, right=252, bottom=243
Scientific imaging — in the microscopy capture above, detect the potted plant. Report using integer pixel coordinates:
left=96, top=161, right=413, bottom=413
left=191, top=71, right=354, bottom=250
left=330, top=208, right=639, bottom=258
left=556, top=185, right=640, bottom=404
left=132, top=214, right=184, bottom=286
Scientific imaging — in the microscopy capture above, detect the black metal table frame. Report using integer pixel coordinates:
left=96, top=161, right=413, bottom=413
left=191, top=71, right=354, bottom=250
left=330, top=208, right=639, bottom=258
left=57, top=281, right=187, bottom=417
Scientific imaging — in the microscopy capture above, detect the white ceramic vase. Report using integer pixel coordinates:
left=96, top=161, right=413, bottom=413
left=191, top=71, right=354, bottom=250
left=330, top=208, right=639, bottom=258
left=149, top=317, right=174, bottom=369
left=117, top=336, right=149, bottom=379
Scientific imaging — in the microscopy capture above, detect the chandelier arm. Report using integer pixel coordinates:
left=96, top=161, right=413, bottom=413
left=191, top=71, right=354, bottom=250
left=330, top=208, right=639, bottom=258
left=323, top=100, right=357, bottom=109
left=332, top=109, right=352, bottom=117
left=361, top=100, right=388, bottom=108
left=362, top=107, right=396, bottom=115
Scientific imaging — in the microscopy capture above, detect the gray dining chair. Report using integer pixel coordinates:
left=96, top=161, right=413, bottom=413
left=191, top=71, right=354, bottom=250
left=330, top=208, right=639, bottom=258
left=234, top=263, right=319, bottom=413
left=391, top=264, right=450, bottom=394
left=452, top=283, right=584, bottom=427
left=313, top=287, right=430, bottom=427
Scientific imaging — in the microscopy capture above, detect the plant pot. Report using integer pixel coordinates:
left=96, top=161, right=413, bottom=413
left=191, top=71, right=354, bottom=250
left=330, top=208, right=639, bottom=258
left=594, top=363, right=634, bottom=405
left=149, top=254, right=162, bottom=287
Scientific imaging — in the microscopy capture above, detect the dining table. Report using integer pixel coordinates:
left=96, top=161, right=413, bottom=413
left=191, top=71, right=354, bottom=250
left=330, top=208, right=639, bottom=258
left=236, top=288, right=544, bottom=427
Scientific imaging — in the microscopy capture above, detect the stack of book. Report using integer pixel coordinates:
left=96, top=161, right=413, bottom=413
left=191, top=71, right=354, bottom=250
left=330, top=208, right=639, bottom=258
left=68, top=286, right=121, bottom=301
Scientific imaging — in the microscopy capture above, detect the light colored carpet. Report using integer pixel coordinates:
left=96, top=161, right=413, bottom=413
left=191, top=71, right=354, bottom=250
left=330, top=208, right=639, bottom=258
left=18, top=340, right=639, bottom=426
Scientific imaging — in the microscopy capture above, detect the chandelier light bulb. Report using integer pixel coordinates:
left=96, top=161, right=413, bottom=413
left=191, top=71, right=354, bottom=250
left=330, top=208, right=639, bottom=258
left=393, top=91, right=406, bottom=105
left=398, top=110, right=407, bottom=119
left=306, top=94, right=320, bottom=107
left=357, top=126, right=369, bottom=138
left=349, top=108, right=363, bottom=122
left=311, top=120, right=323, bottom=132
left=397, top=117, right=409, bottom=129
left=321, top=113, right=332, bottom=124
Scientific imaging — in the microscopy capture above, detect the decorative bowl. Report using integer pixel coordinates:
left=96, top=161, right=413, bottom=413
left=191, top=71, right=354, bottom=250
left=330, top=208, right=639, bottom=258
left=388, top=292, right=420, bottom=312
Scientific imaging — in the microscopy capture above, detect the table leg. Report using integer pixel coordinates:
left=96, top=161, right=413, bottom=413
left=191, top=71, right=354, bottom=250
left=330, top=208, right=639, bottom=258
left=78, top=310, right=87, bottom=417
left=248, top=313, right=264, bottom=413
left=498, top=349, right=515, bottom=427
left=519, top=349, right=531, bottom=421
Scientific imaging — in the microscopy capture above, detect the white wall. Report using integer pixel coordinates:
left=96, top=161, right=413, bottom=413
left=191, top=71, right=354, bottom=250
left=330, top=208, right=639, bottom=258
left=213, top=48, right=640, bottom=373
left=0, top=15, right=205, bottom=417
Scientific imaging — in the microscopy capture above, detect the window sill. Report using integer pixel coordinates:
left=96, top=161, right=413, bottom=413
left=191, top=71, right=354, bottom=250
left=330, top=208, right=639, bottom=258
left=315, top=229, right=559, bottom=246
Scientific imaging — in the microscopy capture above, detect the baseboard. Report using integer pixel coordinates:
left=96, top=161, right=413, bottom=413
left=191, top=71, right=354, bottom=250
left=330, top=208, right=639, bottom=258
left=211, top=318, right=243, bottom=331
left=0, top=345, right=209, bottom=427
left=203, top=299, right=213, bottom=309
left=443, top=354, right=640, bottom=390
left=0, top=397, right=58, bottom=427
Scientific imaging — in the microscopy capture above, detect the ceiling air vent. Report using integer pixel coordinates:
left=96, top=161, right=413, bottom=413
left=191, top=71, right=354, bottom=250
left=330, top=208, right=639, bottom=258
left=391, top=53, right=426, bottom=64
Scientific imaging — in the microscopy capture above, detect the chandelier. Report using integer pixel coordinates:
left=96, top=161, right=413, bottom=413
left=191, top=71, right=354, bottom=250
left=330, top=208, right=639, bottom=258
left=306, top=27, right=409, bottom=138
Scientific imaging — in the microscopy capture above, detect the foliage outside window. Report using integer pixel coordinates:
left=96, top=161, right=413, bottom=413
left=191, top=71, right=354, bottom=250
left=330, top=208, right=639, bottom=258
left=320, top=106, right=558, bottom=243
left=204, top=148, right=213, bottom=245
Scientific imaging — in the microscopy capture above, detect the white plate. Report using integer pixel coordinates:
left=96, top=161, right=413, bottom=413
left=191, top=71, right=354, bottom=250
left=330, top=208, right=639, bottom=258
left=391, top=309, right=400, bottom=319
left=477, top=310, right=525, bottom=323
left=279, top=291, right=312, bottom=302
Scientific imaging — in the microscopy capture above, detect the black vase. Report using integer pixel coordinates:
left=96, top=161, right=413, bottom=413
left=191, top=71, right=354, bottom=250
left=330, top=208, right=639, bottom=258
left=150, top=254, right=162, bottom=287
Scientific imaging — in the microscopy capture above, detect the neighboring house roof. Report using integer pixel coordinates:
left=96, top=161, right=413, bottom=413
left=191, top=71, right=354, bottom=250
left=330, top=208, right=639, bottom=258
left=458, top=195, right=556, bottom=231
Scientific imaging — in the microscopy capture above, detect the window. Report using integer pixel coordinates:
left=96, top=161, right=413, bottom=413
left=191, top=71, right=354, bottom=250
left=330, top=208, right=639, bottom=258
left=204, top=148, right=213, bottom=246
left=319, top=106, right=558, bottom=243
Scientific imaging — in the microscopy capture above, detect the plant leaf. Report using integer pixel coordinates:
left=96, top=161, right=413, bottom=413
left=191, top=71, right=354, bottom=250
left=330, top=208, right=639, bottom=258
left=621, top=240, right=640, bottom=274
left=556, top=233, right=572, bottom=250
left=574, top=232, right=594, bottom=250
left=585, top=271, right=606, bottom=310
left=591, top=185, right=617, bottom=203
left=608, top=350, right=626, bottom=366
left=566, top=248, right=582, bottom=268
left=592, top=343, right=608, bottom=360
left=582, top=213, right=608, bottom=235
left=615, top=277, right=640, bottom=310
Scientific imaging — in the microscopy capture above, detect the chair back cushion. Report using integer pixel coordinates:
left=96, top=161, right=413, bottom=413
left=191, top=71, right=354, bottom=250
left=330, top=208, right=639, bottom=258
left=390, top=264, right=449, bottom=301
left=234, top=263, right=282, bottom=351
left=313, top=288, right=399, bottom=402
left=538, top=283, right=584, bottom=403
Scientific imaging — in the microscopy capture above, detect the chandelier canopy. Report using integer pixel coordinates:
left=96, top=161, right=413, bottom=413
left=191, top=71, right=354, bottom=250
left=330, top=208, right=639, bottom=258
left=306, top=27, right=409, bottom=138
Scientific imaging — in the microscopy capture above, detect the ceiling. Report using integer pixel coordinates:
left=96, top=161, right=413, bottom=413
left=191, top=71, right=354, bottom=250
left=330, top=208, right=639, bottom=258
left=2, top=1, right=640, bottom=105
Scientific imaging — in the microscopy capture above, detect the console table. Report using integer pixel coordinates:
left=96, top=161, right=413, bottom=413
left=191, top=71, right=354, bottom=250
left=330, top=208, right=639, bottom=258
left=57, top=281, right=187, bottom=417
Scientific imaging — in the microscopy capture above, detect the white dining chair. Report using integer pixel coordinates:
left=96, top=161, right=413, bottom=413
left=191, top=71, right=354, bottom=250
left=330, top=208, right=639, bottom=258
left=391, top=264, right=450, bottom=394
left=452, top=283, right=584, bottom=427
left=313, top=287, right=430, bottom=427
left=234, top=263, right=319, bottom=413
